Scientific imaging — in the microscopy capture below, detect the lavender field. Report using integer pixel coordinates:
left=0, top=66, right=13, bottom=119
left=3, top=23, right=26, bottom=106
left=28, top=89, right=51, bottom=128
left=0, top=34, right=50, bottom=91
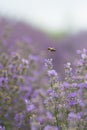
left=0, top=18, right=87, bottom=130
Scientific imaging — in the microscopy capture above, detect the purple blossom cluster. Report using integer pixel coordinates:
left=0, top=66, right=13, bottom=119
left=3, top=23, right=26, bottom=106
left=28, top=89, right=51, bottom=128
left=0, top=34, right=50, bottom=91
left=44, top=49, right=87, bottom=130
left=0, top=52, right=48, bottom=129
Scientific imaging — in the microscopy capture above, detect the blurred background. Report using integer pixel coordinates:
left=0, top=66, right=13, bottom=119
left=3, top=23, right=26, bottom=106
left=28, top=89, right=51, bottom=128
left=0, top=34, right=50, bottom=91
left=0, top=0, right=87, bottom=76
left=0, top=0, right=87, bottom=34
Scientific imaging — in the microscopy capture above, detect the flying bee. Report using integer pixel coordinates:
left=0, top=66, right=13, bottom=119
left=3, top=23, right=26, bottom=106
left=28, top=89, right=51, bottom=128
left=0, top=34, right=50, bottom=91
left=48, top=47, right=56, bottom=52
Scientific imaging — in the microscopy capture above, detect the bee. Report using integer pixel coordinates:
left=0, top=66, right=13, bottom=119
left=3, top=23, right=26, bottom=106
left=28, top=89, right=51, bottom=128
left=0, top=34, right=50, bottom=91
left=48, top=47, right=56, bottom=52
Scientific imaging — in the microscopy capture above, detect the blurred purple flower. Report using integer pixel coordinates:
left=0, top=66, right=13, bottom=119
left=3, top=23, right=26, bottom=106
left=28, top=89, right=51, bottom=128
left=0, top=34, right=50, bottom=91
left=48, top=70, right=57, bottom=77
left=77, top=99, right=85, bottom=107
left=68, top=112, right=82, bottom=120
left=14, top=113, right=24, bottom=126
left=44, top=125, right=58, bottom=130
left=26, top=103, right=35, bottom=112
left=47, top=89, right=57, bottom=98
left=0, top=77, right=8, bottom=86
left=68, top=92, right=76, bottom=98
left=62, top=82, right=69, bottom=89
left=22, top=58, right=29, bottom=65
left=46, top=111, right=52, bottom=119
left=0, top=126, right=5, bottom=130
left=37, top=116, right=43, bottom=124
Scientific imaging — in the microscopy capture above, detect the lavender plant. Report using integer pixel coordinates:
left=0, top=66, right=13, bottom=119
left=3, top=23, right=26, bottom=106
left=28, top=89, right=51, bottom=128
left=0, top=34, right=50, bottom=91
left=44, top=49, right=87, bottom=130
left=1, top=48, right=87, bottom=130
left=0, top=51, right=47, bottom=130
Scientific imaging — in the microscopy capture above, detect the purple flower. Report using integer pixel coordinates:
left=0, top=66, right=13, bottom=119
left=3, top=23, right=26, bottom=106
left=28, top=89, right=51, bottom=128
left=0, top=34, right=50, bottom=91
left=46, top=112, right=52, bottom=119
left=0, top=77, right=8, bottom=86
left=76, top=112, right=82, bottom=119
left=22, top=58, right=29, bottom=65
left=44, top=59, right=53, bottom=69
left=83, top=48, right=87, bottom=53
left=48, top=70, right=57, bottom=77
left=32, top=90, right=38, bottom=98
left=77, top=99, right=85, bottom=107
left=84, top=82, right=87, bottom=88
left=0, top=126, right=5, bottom=130
left=68, top=112, right=76, bottom=120
left=68, top=92, right=76, bottom=98
left=44, top=125, right=58, bottom=130
left=47, top=89, right=57, bottom=98
left=26, top=103, right=35, bottom=112
left=47, top=89, right=53, bottom=94
left=67, top=92, right=77, bottom=106
left=37, top=116, right=43, bottom=124
left=62, top=82, right=69, bottom=89
left=85, top=74, right=87, bottom=79
left=68, top=100, right=76, bottom=106
left=72, top=83, right=77, bottom=88
left=14, top=113, right=24, bottom=126
left=8, top=64, right=13, bottom=69
left=81, top=53, right=87, bottom=59
left=78, top=83, right=83, bottom=88
left=68, top=112, right=82, bottom=120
